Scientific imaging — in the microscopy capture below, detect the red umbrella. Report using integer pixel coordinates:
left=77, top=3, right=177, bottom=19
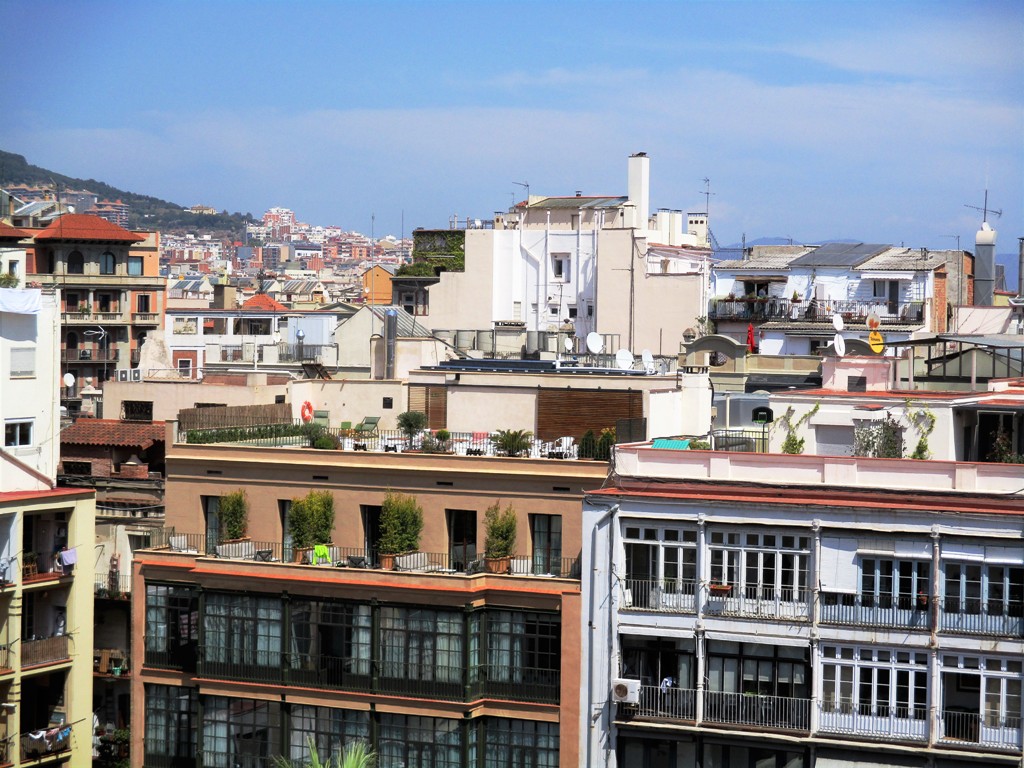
left=746, top=323, right=756, bottom=353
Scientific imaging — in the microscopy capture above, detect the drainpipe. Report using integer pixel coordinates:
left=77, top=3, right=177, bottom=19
left=585, top=499, right=620, bottom=768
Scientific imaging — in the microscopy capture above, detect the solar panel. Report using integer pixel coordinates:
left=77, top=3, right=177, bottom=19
left=790, top=243, right=889, bottom=268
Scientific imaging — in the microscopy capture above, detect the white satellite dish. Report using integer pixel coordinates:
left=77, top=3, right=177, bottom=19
left=62, top=372, right=76, bottom=388
left=615, top=349, right=634, bottom=370
left=833, top=333, right=846, bottom=357
left=563, top=336, right=574, bottom=353
left=641, top=349, right=654, bottom=365
left=832, top=314, right=844, bottom=332
left=585, top=332, right=604, bottom=355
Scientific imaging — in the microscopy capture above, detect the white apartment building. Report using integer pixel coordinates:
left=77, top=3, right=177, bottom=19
left=407, top=153, right=714, bottom=356
left=582, top=446, right=1022, bottom=768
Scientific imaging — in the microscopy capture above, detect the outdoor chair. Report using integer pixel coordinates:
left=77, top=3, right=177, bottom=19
left=353, top=416, right=380, bottom=437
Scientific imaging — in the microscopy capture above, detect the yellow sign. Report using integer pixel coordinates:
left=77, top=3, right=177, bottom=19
left=868, top=331, right=884, bottom=354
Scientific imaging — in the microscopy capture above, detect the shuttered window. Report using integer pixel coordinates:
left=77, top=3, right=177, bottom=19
left=535, top=389, right=642, bottom=442
left=407, top=385, right=448, bottom=430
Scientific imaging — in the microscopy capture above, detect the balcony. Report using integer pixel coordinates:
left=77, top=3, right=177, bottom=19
left=61, top=348, right=120, bottom=363
left=704, top=690, right=811, bottom=731
left=940, top=709, right=1022, bottom=751
left=709, top=586, right=811, bottom=621
left=818, top=704, right=928, bottom=742
left=61, top=311, right=127, bottom=324
left=471, top=665, right=561, bottom=704
left=630, top=685, right=698, bottom=721
left=940, top=601, right=1023, bottom=637
left=709, top=297, right=925, bottom=325
left=621, top=579, right=697, bottom=613
left=199, top=647, right=282, bottom=683
left=820, top=595, right=931, bottom=630
left=131, top=312, right=160, bottom=325
left=21, top=635, right=70, bottom=667
left=20, top=727, right=70, bottom=760
left=95, top=573, right=132, bottom=598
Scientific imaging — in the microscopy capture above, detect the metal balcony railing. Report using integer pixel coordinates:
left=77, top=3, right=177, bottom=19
left=61, top=348, right=120, bottom=362
left=709, top=297, right=925, bottom=325
left=378, top=660, right=465, bottom=701
left=703, top=690, right=811, bottom=731
left=819, top=596, right=931, bottom=630
left=21, top=635, right=70, bottom=666
left=940, top=600, right=1024, bottom=637
left=710, top=586, right=811, bottom=621
left=940, top=709, right=1022, bottom=750
left=817, top=704, right=929, bottom=742
left=95, top=573, right=132, bottom=597
left=621, top=579, right=697, bottom=613
left=470, top=665, right=561, bottom=704
left=629, top=685, right=698, bottom=721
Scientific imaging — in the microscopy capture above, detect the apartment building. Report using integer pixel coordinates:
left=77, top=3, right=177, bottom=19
left=1, top=283, right=96, bottom=767
left=582, top=445, right=1023, bottom=768
left=26, top=213, right=165, bottom=390
left=132, top=429, right=610, bottom=768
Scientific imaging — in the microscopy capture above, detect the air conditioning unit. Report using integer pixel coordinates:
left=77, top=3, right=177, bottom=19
left=130, top=369, right=142, bottom=382
left=611, top=678, right=641, bottom=704
left=116, top=369, right=129, bottom=382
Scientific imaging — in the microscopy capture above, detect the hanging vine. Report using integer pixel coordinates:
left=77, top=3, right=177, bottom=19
left=776, top=403, right=820, bottom=455
left=905, top=399, right=936, bottom=460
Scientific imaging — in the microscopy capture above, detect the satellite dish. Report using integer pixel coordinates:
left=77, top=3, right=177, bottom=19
left=62, top=372, right=76, bottom=388
left=615, top=349, right=635, bottom=370
left=833, top=333, right=846, bottom=357
left=866, top=311, right=881, bottom=330
left=641, top=349, right=654, bottom=365
left=586, top=332, right=604, bottom=355
left=563, top=336, right=574, bottom=353
left=832, top=314, right=844, bottom=332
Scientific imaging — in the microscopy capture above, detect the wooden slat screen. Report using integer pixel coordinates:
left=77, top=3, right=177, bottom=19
left=535, top=389, right=642, bottom=442
left=407, top=385, right=447, bottom=430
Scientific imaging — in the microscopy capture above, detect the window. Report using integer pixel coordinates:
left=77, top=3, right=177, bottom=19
left=289, top=599, right=371, bottom=687
left=173, top=317, right=198, bottom=335
left=137, top=294, right=151, bottom=313
left=121, top=400, right=154, bottom=422
left=551, top=254, right=571, bottom=281
left=706, top=640, right=809, bottom=727
left=9, top=347, right=35, bottom=378
left=100, top=251, right=116, bottom=275
left=144, top=583, right=199, bottom=668
left=67, top=250, right=84, bottom=274
left=203, top=496, right=221, bottom=550
left=567, top=305, right=577, bottom=319
left=287, top=705, right=369, bottom=765
left=4, top=420, right=32, bottom=447
left=379, top=714, right=462, bottom=768
left=380, top=606, right=464, bottom=693
left=203, top=592, right=283, bottom=674
left=623, top=525, right=698, bottom=609
left=202, top=696, right=281, bottom=768
left=128, top=256, right=143, bottom=276
left=709, top=530, right=810, bottom=604
left=177, top=358, right=193, bottom=376
left=447, top=509, right=476, bottom=572
left=531, top=515, right=562, bottom=576
left=62, top=461, right=92, bottom=476
left=479, top=718, right=559, bottom=768
left=861, top=557, right=930, bottom=609
left=821, top=645, right=928, bottom=722
left=144, top=684, right=197, bottom=767
left=473, top=610, right=560, bottom=701
left=944, top=561, right=1024, bottom=624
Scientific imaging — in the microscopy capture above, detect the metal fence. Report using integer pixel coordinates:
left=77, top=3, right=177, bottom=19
left=22, top=635, right=70, bottom=667
left=711, top=429, right=769, bottom=453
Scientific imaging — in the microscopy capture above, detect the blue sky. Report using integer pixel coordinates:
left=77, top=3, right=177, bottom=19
left=1, top=0, right=1021, bottom=256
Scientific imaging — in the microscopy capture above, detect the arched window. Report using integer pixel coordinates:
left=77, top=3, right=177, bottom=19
left=100, top=251, right=116, bottom=275
left=67, top=250, right=84, bottom=274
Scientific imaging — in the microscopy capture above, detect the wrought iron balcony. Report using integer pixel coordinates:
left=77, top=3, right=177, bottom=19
left=621, top=579, right=697, bottom=613
left=818, top=703, right=928, bottom=742
left=820, top=595, right=931, bottom=630
left=61, top=348, right=119, bottom=363
left=940, top=708, right=1022, bottom=750
left=703, top=690, right=811, bottom=732
left=628, top=685, right=698, bottom=721
left=940, top=600, right=1023, bottom=637
left=709, top=297, right=925, bottom=325
left=707, top=586, right=811, bottom=621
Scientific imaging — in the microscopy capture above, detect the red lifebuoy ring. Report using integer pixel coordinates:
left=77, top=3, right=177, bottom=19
left=300, top=401, right=314, bottom=422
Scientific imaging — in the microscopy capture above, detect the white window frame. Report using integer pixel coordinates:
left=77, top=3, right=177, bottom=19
left=551, top=253, right=571, bottom=282
left=821, top=644, right=928, bottom=720
left=4, top=420, right=33, bottom=448
left=9, top=347, right=35, bottom=378
left=709, top=530, right=810, bottom=602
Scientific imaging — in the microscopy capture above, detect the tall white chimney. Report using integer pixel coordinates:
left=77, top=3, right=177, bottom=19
left=975, top=221, right=997, bottom=305
left=628, top=153, right=650, bottom=231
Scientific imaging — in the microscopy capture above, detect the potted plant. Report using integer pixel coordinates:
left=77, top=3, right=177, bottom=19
left=219, top=489, right=249, bottom=541
left=397, top=410, right=428, bottom=449
left=377, top=491, right=423, bottom=569
left=595, top=427, right=616, bottom=461
left=483, top=501, right=517, bottom=574
left=491, top=428, right=533, bottom=457
left=791, top=290, right=801, bottom=303
left=289, top=490, right=335, bottom=562
left=709, top=581, right=732, bottom=597
left=578, top=430, right=597, bottom=460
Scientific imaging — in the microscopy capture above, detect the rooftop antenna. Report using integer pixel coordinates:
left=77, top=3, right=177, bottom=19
left=512, top=181, right=529, bottom=205
left=700, top=178, right=714, bottom=218
left=964, top=189, right=1002, bottom=223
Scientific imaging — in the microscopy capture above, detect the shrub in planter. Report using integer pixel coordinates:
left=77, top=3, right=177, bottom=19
left=289, top=490, right=335, bottom=551
left=491, top=428, right=533, bottom=457
left=397, top=411, right=428, bottom=443
left=484, top=501, right=517, bottom=573
left=578, top=430, right=597, bottom=460
left=378, top=491, right=424, bottom=557
left=313, top=433, right=339, bottom=450
left=220, top=489, right=249, bottom=540
left=595, top=427, right=616, bottom=461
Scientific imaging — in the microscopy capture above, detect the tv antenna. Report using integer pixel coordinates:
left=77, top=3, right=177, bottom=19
left=512, top=181, right=529, bottom=203
left=964, top=190, right=1001, bottom=223
left=700, top=178, right=715, bottom=217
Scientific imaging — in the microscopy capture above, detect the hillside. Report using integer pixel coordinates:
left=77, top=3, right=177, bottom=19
left=0, top=149, right=254, bottom=236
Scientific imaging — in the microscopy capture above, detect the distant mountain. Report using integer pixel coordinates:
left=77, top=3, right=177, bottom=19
left=0, top=149, right=254, bottom=236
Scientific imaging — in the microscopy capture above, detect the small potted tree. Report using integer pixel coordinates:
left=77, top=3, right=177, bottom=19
left=377, top=491, right=423, bottom=569
left=491, top=429, right=533, bottom=457
left=397, top=410, right=428, bottom=450
left=289, top=490, right=335, bottom=563
left=578, top=430, right=597, bottom=460
left=483, top=501, right=517, bottom=574
left=219, top=489, right=249, bottom=542
left=595, top=427, right=616, bottom=461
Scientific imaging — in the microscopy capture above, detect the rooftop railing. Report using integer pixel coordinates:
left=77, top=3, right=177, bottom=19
left=709, top=297, right=925, bottom=325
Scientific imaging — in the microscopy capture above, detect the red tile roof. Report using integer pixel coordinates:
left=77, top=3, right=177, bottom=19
left=242, top=293, right=288, bottom=312
left=60, top=419, right=166, bottom=449
left=32, top=214, right=145, bottom=243
left=0, top=222, right=30, bottom=240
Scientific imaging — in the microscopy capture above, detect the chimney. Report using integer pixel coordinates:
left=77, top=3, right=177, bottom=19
left=974, top=222, right=997, bottom=305
left=627, top=153, right=650, bottom=230
left=213, top=283, right=237, bottom=309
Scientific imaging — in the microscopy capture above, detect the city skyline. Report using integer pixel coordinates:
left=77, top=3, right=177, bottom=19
left=1, top=0, right=1021, bottom=250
